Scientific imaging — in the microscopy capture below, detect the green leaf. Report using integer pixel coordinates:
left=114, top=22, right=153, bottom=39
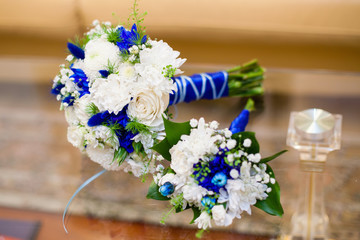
left=151, top=138, right=172, bottom=161
left=190, top=207, right=201, bottom=224
left=132, top=141, right=143, bottom=155
left=232, top=131, right=259, bottom=154
left=254, top=165, right=284, bottom=216
left=260, top=150, right=287, bottom=163
left=146, top=181, right=170, bottom=201
left=113, top=147, right=128, bottom=165
left=163, top=117, right=191, bottom=146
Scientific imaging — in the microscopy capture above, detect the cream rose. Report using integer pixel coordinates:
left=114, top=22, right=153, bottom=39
left=127, top=88, right=169, bottom=127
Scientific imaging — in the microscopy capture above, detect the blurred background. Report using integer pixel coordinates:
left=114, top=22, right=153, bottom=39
left=0, top=0, right=359, bottom=239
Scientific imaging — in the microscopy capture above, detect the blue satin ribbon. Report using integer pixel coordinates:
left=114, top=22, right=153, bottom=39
left=169, top=71, right=229, bottom=105
left=63, top=169, right=107, bottom=233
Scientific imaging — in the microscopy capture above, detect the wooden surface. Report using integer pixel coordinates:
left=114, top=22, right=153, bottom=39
left=0, top=207, right=270, bottom=240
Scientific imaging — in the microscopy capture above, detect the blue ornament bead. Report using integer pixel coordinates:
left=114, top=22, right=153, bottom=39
left=159, top=182, right=174, bottom=196
left=211, top=172, right=227, bottom=187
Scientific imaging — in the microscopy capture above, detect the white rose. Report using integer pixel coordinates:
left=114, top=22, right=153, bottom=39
left=211, top=205, right=227, bottom=226
left=127, top=88, right=169, bottom=127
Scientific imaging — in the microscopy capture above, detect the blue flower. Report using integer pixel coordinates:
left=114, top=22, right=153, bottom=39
left=193, top=151, right=234, bottom=193
left=211, top=172, right=227, bottom=187
left=116, top=24, right=147, bottom=53
left=99, top=70, right=109, bottom=78
left=62, top=95, right=75, bottom=106
left=70, top=67, right=90, bottom=97
left=201, top=196, right=216, bottom=213
left=229, top=109, right=249, bottom=134
left=87, top=106, right=135, bottom=154
left=159, top=182, right=174, bottom=196
left=51, top=83, right=65, bottom=95
left=67, top=42, right=85, bottom=60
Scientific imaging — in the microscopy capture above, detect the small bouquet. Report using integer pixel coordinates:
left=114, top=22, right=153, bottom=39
left=51, top=3, right=265, bottom=178
left=147, top=100, right=285, bottom=235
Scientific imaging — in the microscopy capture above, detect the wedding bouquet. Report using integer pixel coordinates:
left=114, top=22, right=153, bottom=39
left=147, top=101, right=285, bottom=234
left=51, top=20, right=265, bottom=177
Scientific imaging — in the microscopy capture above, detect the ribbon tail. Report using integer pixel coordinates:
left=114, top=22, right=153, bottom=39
left=62, top=169, right=107, bottom=233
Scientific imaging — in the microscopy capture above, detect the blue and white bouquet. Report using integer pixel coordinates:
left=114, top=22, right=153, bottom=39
left=51, top=19, right=186, bottom=176
left=147, top=101, right=285, bottom=233
left=51, top=4, right=264, bottom=178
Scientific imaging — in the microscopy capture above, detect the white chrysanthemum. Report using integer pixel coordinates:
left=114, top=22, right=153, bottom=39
left=90, top=74, right=133, bottom=114
left=226, top=161, right=268, bottom=215
left=64, top=106, right=79, bottom=126
left=127, top=86, right=169, bottom=127
left=179, top=118, right=219, bottom=159
left=182, top=183, right=208, bottom=204
left=117, top=63, right=137, bottom=80
left=159, top=173, right=176, bottom=185
left=86, top=144, right=123, bottom=171
left=67, top=125, right=85, bottom=150
left=134, top=64, right=175, bottom=93
left=83, top=38, right=121, bottom=78
left=170, top=146, right=194, bottom=176
left=132, top=132, right=154, bottom=154
left=73, top=95, right=91, bottom=124
left=139, top=40, right=186, bottom=75
left=194, top=212, right=212, bottom=230
left=123, top=154, right=156, bottom=177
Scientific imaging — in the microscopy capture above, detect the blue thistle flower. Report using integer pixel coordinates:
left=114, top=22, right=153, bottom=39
left=159, top=182, right=174, bottom=196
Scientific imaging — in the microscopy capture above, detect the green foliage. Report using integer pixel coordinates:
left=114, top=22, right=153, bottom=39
left=132, top=141, right=144, bottom=155
left=105, top=27, right=121, bottom=44
left=162, top=65, right=177, bottom=78
left=86, top=103, right=100, bottom=116
left=190, top=207, right=201, bottom=224
left=146, top=181, right=170, bottom=201
left=128, top=0, right=147, bottom=39
left=244, top=98, right=255, bottom=112
left=125, top=119, right=150, bottom=134
left=151, top=138, right=172, bottom=161
left=113, top=147, right=128, bottom=165
left=260, top=150, right=288, bottom=163
left=68, top=34, right=90, bottom=49
left=151, top=117, right=191, bottom=161
left=163, top=117, right=191, bottom=146
left=254, top=165, right=284, bottom=216
left=231, top=131, right=260, bottom=154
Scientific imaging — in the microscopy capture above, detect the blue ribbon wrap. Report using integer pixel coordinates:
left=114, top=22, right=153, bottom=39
left=169, top=71, right=229, bottom=105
